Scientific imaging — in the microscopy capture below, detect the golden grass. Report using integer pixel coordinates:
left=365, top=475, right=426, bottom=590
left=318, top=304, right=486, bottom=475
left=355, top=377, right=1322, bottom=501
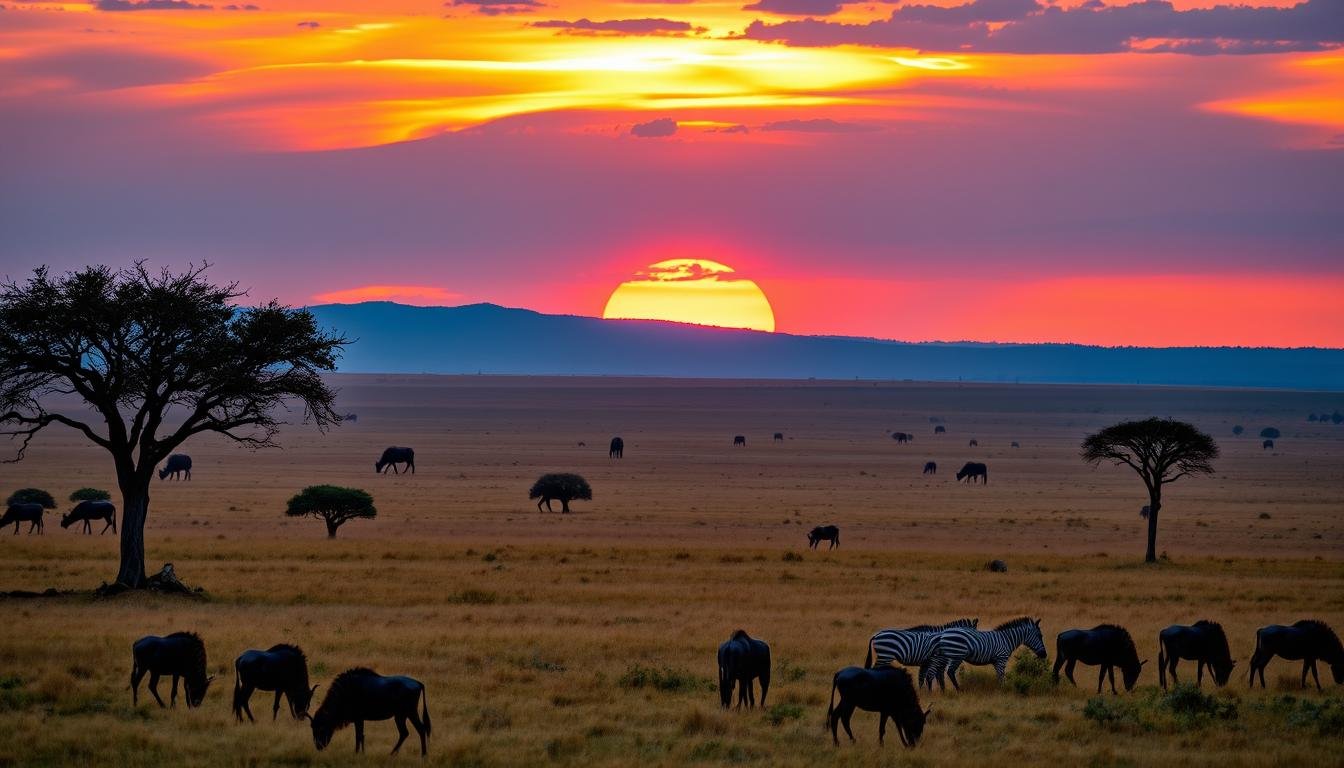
left=1, top=376, right=1342, bottom=765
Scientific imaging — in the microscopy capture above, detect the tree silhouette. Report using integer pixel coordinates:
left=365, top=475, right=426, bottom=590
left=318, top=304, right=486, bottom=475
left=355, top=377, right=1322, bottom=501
left=69, top=488, right=112, bottom=503
left=286, top=485, right=376, bottom=538
left=529, top=473, right=592, bottom=513
left=6, top=488, right=56, bottom=509
left=0, top=264, right=346, bottom=588
left=1082, top=418, right=1218, bottom=563
left=1231, top=425, right=1244, bottom=436
left=1259, top=427, right=1281, bottom=439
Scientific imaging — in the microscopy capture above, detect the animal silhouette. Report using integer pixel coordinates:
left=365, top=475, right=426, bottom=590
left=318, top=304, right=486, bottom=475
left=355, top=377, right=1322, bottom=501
left=158, top=454, right=192, bottom=481
left=375, top=447, right=415, bottom=474
left=609, top=437, right=624, bottom=459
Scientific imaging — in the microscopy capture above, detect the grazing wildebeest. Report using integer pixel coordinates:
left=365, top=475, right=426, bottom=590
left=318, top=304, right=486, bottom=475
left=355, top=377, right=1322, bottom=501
left=934, top=425, right=946, bottom=435
left=955, top=462, right=988, bottom=484
left=923, top=461, right=937, bottom=475
left=827, top=666, right=930, bottom=747
left=310, top=668, right=431, bottom=756
left=866, top=618, right=978, bottom=688
left=1158, top=620, right=1235, bottom=690
left=717, top=629, right=771, bottom=709
left=733, top=435, right=746, bottom=447
left=774, top=432, right=784, bottom=442
left=1263, top=439, right=1274, bottom=450
left=1010, top=441, right=1020, bottom=448
left=892, top=432, right=911, bottom=444
left=233, top=644, right=318, bottom=723
left=1248, top=620, right=1344, bottom=690
left=1, top=503, right=45, bottom=534
left=158, top=453, right=192, bottom=481
left=924, top=617, right=1048, bottom=691
left=609, top=436, right=624, bottom=459
left=375, top=446, right=415, bottom=474
left=1140, top=505, right=1151, bottom=519
left=808, top=525, right=840, bottom=550
left=131, top=632, right=213, bottom=708
left=968, top=439, right=978, bottom=447
left=60, top=500, right=116, bottom=535
left=344, top=413, right=358, bottom=423
left=1054, top=625, right=1146, bottom=694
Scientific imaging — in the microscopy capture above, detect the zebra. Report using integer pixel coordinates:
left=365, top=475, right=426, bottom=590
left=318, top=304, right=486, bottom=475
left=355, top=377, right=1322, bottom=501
left=923, top=617, right=1047, bottom=691
left=865, top=618, right=979, bottom=687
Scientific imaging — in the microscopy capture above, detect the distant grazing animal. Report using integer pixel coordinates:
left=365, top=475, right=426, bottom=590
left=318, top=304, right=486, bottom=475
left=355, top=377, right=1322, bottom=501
left=718, top=629, right=771, bottom=709
left=955, top=462, right=988, bottom=484
left=827, top=666, right=930, bottom=747
left=375, top=446, right=415, bottom=474
left=987, top=559, right=1008, bottom=573
left=1158, top=621, right=1235, bottom=690
left=609, top=436, right=624, bottom=459
left=774, top=432, right=784, bottom=442
left=577, top=441, right=585, bottom=447
left=866, top=619, right=978, bottom=687
left=1, top=502, right=45, bottom=534
left=233, top=644, right=318, bottom=723
left=1248, top=620, right=1344, bottom=690
left=158, top=454, right=192, bottom=481
left=61, top=500, right=116, bottom=535
left=343, top=413, right=358, bottom=423
left=310, top=668, right=431, bottom=756
left=1011, top=441, right=1020, bottom=448
left=892, top=432, right=911, bottom=444
left=1140, top=505, right=1151, bottom=519
left=1263, top=439, right=1274, bottom=450
left=934, top=426, right=946, bottom=435
left=923, top=617, right=1047, bottom=691
left=131, top=632, right=213, bottom=708
left=1054, top=625, right=1146, bottom=694
left=733, top=435, right=746, bottom=447
left=968, top=439, right=978, bottom=447
left=808, top=525, right=840, bottom=550
left=923, top=462, right=937, bottom=475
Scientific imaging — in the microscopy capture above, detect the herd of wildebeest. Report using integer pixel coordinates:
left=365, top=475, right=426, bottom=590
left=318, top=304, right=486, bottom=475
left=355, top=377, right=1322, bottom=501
left=5, top=423, right=1340, bottom=756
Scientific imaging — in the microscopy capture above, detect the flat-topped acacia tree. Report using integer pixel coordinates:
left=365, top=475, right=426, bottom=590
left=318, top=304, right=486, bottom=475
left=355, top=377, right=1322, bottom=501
left=0, top=264, right=347, bottom=589
left=1082, top=418, right=1218, bottom=563
left=285, top=485, right=376, bottom=538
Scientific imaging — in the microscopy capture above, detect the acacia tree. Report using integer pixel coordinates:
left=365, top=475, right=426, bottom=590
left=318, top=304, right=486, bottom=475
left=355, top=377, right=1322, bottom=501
left=1082, top=418, right=1219, bottom=563
left=0, top=264, right=346, bottom=588
left=6, top=488, right=56, bottom=509
left=285, top=485, right=376, bottom=538
left=69, top=488, right=112, bottom=503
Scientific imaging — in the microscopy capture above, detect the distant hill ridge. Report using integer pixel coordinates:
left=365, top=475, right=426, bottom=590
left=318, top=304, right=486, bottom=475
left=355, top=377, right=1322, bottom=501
left=308, top=302, right=1344, bottom=390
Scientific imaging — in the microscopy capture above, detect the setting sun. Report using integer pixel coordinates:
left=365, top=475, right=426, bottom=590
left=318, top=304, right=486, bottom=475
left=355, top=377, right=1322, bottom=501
left=602, top=259, right=776, bottom=333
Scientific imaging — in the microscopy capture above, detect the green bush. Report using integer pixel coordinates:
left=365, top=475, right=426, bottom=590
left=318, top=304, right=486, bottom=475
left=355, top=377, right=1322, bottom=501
left=619, top=664, right=708, bottom=693
left=68, top=487, right=111, bottom=502
left=1006, top=651, right=1056, bottom=696
left=1161, top=683, right=1237, bottom=723
left=5, top=488, right=56, bottom=508
left=1082, top=696, right=1144, bottom=731
left=765, top=702, right=804, bottom=726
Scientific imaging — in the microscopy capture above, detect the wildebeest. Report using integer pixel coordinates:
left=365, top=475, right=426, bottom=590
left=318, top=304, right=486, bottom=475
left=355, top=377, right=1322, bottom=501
left=1, top=503, right=45, bottom=534
left=158, top=453, right=192, bottom=481
left=131, top=632, right=213, bottom=708
left=310, top=668, right=431, bottom=756
left=892, top=432, right=911, bottom=444
left=1010, top=441, right=1020, bottom=448
left=1140, top=505, right=1151, bottom=519
left=827, top=666, right=930, bottom=747
left=923, top=461, right=937, bottom=475
left=774, top=432, right=784, bottom=442
left=733, top=435, right=746, bottom=447
left=1158, top=620, right=1235, bottom=689
left=955, top=462, right=988, bottom=484
left=375, top=446, right=415, bottom=474
left=609, top=436, right=624, bottom=459
left=968, top=439, right=978, bottom=447
left=934, top=425, right=946, bottom=435
left=1054, top=625, right=1145, bottom=694
left=717, top=629, right=771, bottom=709
left=344, top=413, right=358, bottom=423
left=808, top=525, right=840, bottom=550
left=60, top=500, right=116, bottom=535
left=233, top=644, right=318, bottom=722
left=1263, top=439, right=1274, bottom=450
left=1248, top=620, right=1344, bottom=690
left=924, top=617, right=1047, bottom=691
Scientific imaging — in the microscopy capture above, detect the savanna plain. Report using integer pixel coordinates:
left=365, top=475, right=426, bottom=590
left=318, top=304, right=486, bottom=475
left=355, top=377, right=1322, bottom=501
left=1, top=376, right=1342, bottom=767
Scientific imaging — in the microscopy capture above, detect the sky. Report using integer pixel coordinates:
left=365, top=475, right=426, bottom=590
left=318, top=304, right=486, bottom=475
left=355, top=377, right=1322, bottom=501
left=1, top=0, right=1342, bottom=346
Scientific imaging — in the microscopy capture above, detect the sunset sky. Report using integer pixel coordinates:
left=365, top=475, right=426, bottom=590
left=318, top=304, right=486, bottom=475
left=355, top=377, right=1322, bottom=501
left=1, top=0, right=1342, bottom=346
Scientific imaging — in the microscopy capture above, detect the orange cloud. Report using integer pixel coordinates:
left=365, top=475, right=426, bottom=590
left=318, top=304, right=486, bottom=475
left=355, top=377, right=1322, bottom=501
left=313, top=284, right=462, bottom=305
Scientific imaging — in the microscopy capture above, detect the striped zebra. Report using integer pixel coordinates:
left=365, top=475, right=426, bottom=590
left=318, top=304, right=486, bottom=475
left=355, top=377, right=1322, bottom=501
left=923, top=617, right=1047, bottom=691
left=865, top=618, right=979, bottom=686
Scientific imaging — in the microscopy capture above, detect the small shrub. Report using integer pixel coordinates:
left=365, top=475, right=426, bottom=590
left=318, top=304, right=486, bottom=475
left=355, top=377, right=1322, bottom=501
left=448, top=589, right=500, bottom=605
left=471, top=706, right=512, bottom=732
left=619, top=664, right=707, bottom=693
left=1006, top=651, right=1056, bottom=696
left=765, top=702, right=804, bottom=726
left=681, top=707, right=728, bottom=735
left=1269, top=696, right=1344, bottom=737
left=781, top=552, right=804, bottom=563
left=68, top=488, right=111, bottom=502
left=5, top=488, right=56, bottom=509
left=1161, top=683, right=1237, bottom=723
left=1082, top=696, right=1144, bottom=731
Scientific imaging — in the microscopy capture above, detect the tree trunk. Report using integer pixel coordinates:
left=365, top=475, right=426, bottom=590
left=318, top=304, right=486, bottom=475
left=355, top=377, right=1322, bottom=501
left=1145, top=492, right=1162, bottom=563
left=325, top=517, right=340, bottom=538
left=116, top=486, right=150, bottom=588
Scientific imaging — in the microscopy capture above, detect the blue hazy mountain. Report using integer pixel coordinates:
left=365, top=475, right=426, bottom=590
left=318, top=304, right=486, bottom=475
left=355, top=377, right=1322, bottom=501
left=309, top=302, right=1343, bottom=390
